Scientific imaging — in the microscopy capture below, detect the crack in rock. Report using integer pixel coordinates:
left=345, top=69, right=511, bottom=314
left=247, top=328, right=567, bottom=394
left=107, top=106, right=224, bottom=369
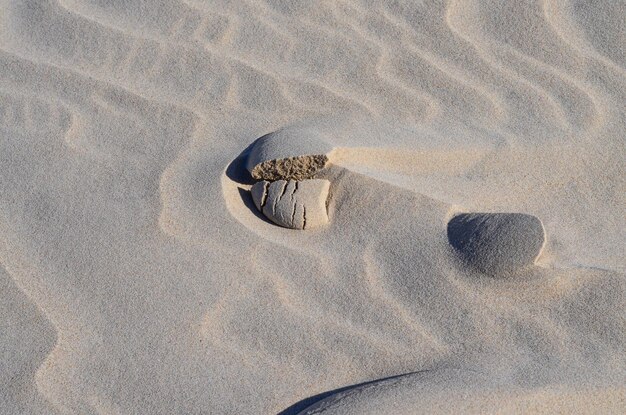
left=250, top=179, right=330, bottom=230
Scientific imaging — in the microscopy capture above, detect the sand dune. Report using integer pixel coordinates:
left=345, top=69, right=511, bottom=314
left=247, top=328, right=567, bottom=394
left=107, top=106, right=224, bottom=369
left=0, top=0, right=624, bottom=414
left=289, top=368, right=626, bottom=414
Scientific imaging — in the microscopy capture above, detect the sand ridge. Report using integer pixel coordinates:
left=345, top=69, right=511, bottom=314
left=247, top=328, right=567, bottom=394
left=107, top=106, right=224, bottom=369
left=0, top=0, right=624, bottom=414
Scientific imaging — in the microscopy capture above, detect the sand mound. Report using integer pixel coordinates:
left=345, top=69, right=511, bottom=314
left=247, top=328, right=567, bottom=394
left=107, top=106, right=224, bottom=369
left=447, top=213, right=545, bottom=276
left=246, top=128, right=333, bottom=181
left=295, top=368, right=626, bottom=414
left=251, top=179, right=330, bottom=230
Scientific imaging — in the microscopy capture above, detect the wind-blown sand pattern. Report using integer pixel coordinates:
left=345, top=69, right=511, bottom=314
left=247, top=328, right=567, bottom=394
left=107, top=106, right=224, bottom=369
left=0, top=1, right=624, bottom=414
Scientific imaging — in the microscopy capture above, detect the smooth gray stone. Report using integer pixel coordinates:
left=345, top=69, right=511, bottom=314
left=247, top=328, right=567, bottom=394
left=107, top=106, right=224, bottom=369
left=447, top=213, right=545, bottom=276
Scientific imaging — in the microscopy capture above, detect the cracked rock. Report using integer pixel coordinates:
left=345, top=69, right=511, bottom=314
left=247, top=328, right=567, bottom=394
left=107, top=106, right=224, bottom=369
left=246, top=128, right=333, bottom=181
left=251, top=179, right=330, bottom=230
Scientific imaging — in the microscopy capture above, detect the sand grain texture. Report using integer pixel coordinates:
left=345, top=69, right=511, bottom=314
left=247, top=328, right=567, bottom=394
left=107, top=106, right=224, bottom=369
left=0, top=0, right=624, bottom=414
left=246, top=128, right=333, bottom=180
left=447, top=213, right=546, bottom=276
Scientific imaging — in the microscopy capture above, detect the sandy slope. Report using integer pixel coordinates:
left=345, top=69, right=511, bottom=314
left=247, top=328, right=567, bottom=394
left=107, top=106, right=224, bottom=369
left=0, top=0, right=624, bottom=414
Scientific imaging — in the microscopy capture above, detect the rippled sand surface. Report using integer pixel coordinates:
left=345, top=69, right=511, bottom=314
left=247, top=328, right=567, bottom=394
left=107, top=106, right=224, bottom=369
left=0, top=1, right=624, bottom=414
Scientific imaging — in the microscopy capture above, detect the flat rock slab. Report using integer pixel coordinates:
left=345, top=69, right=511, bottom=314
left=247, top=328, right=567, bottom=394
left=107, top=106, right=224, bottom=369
left=447, top=213, right=545, bottom=276
left=251, top=179, right=330, bottom=230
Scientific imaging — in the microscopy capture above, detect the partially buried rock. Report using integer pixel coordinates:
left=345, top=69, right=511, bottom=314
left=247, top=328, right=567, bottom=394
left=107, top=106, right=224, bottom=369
left=250, top=179, right=330, bottom=230
left=246, top=128, right=333, bottom=181
left=447, top=213, right=545, bottom=276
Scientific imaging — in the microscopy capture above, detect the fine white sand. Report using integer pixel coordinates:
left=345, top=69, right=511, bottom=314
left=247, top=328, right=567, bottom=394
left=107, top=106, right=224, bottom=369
left=0, top=1, right=624, bottom=414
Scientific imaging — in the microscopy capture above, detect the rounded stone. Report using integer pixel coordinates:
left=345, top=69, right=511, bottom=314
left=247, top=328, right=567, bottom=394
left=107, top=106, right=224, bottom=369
left=250, top=179, right=330, bottom=230
left=447, top=213, right=545, bottom=276
left=246, top=128, right=333, bottom=181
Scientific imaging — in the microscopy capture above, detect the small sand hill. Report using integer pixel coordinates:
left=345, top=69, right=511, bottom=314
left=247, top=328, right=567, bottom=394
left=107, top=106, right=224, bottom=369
left=295, top=368, right=626, bottom=415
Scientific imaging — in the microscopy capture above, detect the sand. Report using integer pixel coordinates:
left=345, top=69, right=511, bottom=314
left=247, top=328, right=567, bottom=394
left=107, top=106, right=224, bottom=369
left=0, top=1, right=624, bottom=414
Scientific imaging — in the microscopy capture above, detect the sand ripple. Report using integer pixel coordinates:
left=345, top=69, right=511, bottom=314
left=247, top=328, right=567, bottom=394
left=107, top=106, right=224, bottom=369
left=0, top=0, right=624, bottom=413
